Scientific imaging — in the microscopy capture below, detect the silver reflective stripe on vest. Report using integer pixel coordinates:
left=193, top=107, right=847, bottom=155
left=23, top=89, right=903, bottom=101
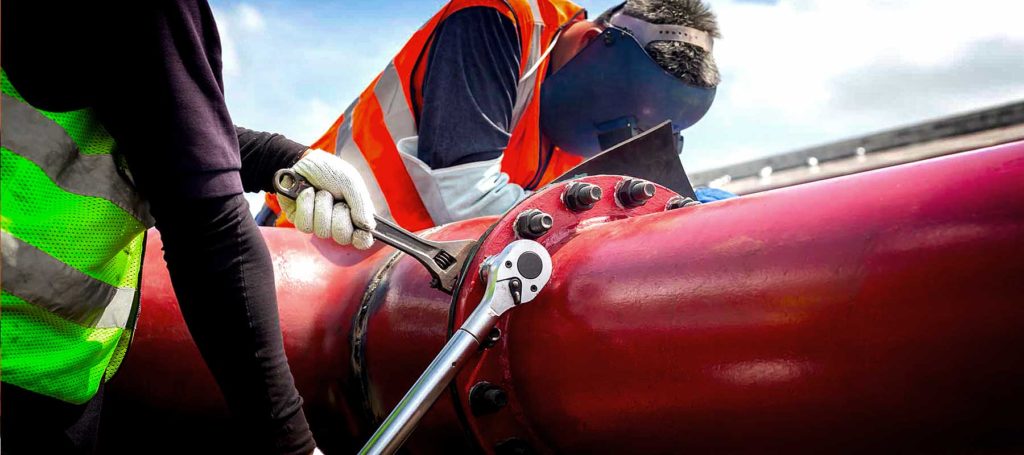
left=374, top=62, right=447, bottom=225
left=510, top=0, right=547, bottom=131
left=334, top=1, right=551, bottom=226
left=334, top=101, right=395, bottom=222
left=1, top=94, right=154, bottom=227
left=511, top=23, right=545, bottom=131
left=525, top=0, right=543, bottom=19
left=1, top=231, right=135, bottom=329
left=375, top=62, right=418, bottom=143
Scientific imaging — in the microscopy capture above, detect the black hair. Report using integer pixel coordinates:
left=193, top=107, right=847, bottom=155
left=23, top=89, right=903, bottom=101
left=598, top=0, right=721, bottom=87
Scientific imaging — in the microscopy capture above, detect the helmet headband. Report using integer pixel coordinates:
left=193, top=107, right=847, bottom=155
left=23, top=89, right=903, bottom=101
left=608, top=13, right=714, bottom=52
left=540, top=27, right=716, bottom=158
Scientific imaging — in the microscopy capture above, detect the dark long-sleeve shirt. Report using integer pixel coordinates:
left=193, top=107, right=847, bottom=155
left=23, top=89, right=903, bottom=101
left=416, top=7, right=521, bottom=169
left=237, top=126, right=308, bottom=193
left=2, top=1, right=314, bottom=453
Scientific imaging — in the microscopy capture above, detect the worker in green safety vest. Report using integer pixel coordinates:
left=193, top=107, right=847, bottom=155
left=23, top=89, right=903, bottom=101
left=0, top=2, right=376, bottom=453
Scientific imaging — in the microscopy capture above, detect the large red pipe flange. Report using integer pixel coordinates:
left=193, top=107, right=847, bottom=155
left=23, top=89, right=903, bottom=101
left=449, top=176, right=682, bottom=452
left=358, top=175, right=681, bottom=454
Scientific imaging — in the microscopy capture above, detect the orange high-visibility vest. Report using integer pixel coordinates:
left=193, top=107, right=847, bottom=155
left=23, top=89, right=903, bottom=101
left=272, top=0, right=585, bottom=231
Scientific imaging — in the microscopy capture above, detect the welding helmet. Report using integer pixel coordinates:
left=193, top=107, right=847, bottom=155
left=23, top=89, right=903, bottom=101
left=539, top=7, right=717, bottom=158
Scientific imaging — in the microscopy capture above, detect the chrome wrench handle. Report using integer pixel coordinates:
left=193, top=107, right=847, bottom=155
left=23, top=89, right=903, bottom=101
left=358, top=240, right=553, bottom=455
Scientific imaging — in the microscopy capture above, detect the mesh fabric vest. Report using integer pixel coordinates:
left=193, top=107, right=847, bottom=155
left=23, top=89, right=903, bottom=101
left=1, top=70, right=153, bottom=404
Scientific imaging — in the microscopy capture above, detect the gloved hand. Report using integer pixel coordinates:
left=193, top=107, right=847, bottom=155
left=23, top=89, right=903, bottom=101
left=278, top=149, right=377, bottom=249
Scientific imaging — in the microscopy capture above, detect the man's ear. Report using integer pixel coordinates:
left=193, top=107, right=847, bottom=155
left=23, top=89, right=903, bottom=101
left=550, top=21, right=607, bottom=73
left=581, top=27, right=603, bottom=42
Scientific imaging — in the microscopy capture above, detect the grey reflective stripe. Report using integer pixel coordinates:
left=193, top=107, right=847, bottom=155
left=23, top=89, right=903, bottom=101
left=369, top=61, right=426, bottom=222
left=95, top=288, right=135, bottom=329
left=511, top=23, right=545, bottom=130
left=1, top=230, right=135, bottom=329
left=510, top=0, right=547, bottom=130
left=334, top=100, right=395, bottom=222
left=374, top=62, right=417, bottom=143
left=334, top=100, right=359, bottom=150
left=1, top=94, right=154, bottom=227
left=525, top=0, right=543, bottom=20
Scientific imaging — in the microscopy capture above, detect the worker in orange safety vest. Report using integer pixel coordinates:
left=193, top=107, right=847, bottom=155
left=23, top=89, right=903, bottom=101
left=261, top=0, right=723, bottom=231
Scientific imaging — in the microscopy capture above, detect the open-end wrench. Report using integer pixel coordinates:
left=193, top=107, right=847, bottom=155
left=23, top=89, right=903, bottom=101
left=273, top=169, right=476, bottom=294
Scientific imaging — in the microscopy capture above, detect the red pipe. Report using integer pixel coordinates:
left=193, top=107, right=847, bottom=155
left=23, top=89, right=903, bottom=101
left=105, top=141, right=1024, bottom=453
left=472, top=143, right=1024, bottom=453
left=104, top=218, right=495, bottom=453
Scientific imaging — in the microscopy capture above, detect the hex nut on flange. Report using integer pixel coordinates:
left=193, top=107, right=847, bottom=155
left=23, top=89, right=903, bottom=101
left=666, top=195, right=700, bottom=210
left=514, top=209, right=553, bottom=239
left=616, top=178, right=656, bottom=207
left=470, top=382, right=509, bottom=415
left=563, top=182, right=603, bottom=212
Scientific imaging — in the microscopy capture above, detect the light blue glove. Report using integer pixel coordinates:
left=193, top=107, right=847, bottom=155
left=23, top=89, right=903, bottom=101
left=694, top=187, right=737, bottom=203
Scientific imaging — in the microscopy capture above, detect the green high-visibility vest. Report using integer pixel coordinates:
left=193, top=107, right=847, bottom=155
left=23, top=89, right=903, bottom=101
left=1, top=69, right=155, bottom=404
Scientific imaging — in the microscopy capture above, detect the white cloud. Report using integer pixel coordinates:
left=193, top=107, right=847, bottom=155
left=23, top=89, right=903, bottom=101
left=714, top=0, right=1024, bottom=120
left=215, top=7, right=241, bottom=77
left=298, top=98, right=344, bottom=148
left=212, top=2, right=420, bottom=146
left=212, top=1, right=429, bottom=215
left=210, top=0, right=1024, bottom=176
left=237, top=4, right=265, bottom=32
left=685, top=0, right=1024, bottom=169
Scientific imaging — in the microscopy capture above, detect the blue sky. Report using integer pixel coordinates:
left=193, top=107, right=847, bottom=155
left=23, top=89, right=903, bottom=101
left=211, top=0, right=1024, bottom=174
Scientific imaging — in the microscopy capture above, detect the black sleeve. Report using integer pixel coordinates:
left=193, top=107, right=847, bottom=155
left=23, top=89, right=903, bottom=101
left=93, top=3, right=239, bottom=200
left=151, top=194, right=314, bottom=455
left=86, top=3, right=316, bottom=453
left=416, top=7, right=522, bottom=169
left=237, top=126, right=308, bottom=193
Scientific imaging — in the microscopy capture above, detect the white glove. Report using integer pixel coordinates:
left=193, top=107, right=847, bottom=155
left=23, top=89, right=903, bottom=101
left=278, top=150, right=377, bottom=249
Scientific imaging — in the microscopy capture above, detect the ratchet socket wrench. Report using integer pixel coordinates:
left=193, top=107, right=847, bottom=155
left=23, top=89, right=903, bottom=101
left=358, top=240, right=553, bottom=455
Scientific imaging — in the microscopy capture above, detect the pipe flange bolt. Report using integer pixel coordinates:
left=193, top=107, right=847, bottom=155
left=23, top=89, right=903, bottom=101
left=470, top=382, right=509, bottom=415
left=616, top=178, right=656, bottom=208
left=564, top=182, right=603, bottom=212
left=514, top=209, right=553, bottom=239
left=666, top=195, right=701, bottom=210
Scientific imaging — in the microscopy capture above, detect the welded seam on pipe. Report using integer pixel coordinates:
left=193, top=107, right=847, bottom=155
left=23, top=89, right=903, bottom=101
left=351, top=250, right=404, bottom=426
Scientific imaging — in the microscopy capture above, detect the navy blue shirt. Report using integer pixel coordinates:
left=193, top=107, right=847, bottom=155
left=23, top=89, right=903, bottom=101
left=416, top=7, right=522, bottom=169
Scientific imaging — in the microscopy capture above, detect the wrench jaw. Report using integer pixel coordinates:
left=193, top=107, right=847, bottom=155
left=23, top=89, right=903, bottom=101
left=429, top=238, right=477, bottom=294
left=368, top=216, right=477, bottom=294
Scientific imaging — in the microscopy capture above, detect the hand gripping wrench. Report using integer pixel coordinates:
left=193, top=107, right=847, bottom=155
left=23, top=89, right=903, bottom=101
left=274, top=169, right=475, bottom=294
